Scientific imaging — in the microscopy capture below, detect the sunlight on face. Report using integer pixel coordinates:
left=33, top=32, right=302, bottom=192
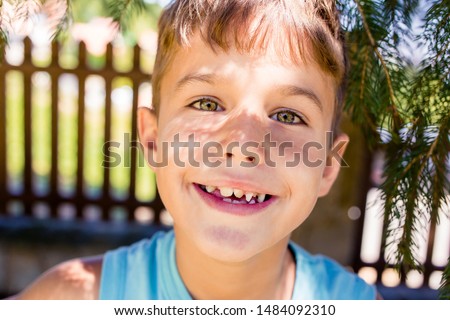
left=148, top=33, right=341, bottom=262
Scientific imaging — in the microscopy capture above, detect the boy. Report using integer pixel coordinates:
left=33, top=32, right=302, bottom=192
left=11, top=0, right=377, bottom=299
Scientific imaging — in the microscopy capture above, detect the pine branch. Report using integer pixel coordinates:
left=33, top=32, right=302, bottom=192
left=344, top=0, right=449, bottom=288
left=106, top=0, right=145, bottom=32
left=382, top=0, right=419, bottom=46
left=45, top=0, right=72, bottom=41
left=15, top=0, right=42, bottom=25
left=423, top=1, right=450, bottom=83
left=359, top=48, right=369, bottom=101
left=381, top=90, right=450, bottom=274
left=353, top=0, right=403, bottom=131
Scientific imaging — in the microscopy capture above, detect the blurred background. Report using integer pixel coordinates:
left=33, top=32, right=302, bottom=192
left=0, top=0, right=448, bottom=300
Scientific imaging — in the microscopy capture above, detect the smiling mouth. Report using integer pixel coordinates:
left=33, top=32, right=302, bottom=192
left=197, top=184, right=273, bottom=205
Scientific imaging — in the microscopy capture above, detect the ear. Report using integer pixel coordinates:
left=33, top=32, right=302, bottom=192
left=318, top=133, right=349, bottom=197
left=137, top=107, right=158, bottom=170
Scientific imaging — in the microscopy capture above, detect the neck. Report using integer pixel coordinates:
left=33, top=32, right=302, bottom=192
left=174, top=227, right=296, bottom=300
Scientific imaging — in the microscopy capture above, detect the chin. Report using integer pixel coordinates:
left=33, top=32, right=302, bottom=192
left=196, top=226, right=265, bottom=263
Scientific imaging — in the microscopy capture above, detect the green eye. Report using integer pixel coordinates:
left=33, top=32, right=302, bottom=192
left=272, top=110, right=304, bottom=125
left=191, top=98, right=222, bottom=111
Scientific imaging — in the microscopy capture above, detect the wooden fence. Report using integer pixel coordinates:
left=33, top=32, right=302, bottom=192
left=0, top=37, right=166, bottom=224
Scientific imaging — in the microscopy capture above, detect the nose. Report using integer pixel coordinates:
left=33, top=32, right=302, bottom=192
left=225, top=148, right=256, bottom=164
left=218, top=111, right=267, bottom=167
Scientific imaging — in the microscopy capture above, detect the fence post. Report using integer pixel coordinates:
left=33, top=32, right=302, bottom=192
left=101, top=43, right=113, bottom=220
left=50, top=41, right=60, bottom=218
left=0, top=59, right=6, bottom=215
left=75, top=41, right=87, bottom=218
left=127, top=44, right=142, bottom=221
left=23, top=37, right=33, bottom=215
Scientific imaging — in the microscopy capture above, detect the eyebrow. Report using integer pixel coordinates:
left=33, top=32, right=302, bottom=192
left=275, top=85, right=323, bottom=113
left=175, top=72, right=216, bottom=92
left=175, top=72, right=324, bottom=113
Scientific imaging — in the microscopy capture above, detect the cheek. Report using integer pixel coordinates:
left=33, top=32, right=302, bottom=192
left=158, top=118, right=227, bottom=167
left=269, top=133, right=328, bottom=170
left=272, top=135, right=327, bottom=198
left=299, top=141, right=328, bottom=168
left=158, top=134, right=215, bottom=169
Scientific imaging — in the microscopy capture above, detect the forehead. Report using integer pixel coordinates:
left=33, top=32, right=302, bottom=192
left=160, top=33, right=336, bottom=111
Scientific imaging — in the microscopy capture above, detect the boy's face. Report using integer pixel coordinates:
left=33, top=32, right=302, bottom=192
left=139, top=34, right=348, bottom=262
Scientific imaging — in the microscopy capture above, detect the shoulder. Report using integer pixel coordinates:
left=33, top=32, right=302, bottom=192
left=13, top=255, right=103, bottom=300
left=103, top=231, right=171, bottom=265
left=289, top=242, right=376, bottom=299
left=100, top=230, right=179, bottom=300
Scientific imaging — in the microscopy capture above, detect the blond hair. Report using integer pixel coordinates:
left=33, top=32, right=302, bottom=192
left=152, top=0, right=348, bottom=134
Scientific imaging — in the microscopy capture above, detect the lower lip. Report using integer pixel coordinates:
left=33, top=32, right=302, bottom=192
left=193, top=183, right=276, bottom=216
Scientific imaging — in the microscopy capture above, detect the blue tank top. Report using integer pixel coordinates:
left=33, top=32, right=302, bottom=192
left=99, top=230, right=376, bottom=299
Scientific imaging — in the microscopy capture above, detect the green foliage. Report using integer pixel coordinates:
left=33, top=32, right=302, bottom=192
left=339, top=0, right=450, bottom=298
left=103, top=0, right=162, bottom=43
left=51, top=0, right=72, bottom=41
left=423, top=0, right=450, bottom=84
left=106, top=0, right=146, bottom=30
left=0, top=0, right=162, bottom=51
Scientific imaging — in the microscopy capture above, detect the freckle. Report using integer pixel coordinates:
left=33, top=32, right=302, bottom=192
left=206, top=226, right=249, bottom=250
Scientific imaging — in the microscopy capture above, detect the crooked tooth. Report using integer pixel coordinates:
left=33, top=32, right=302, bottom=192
left=245, top=193, right=254, bottom=202
left=249, top=199, right=256, bottom=204
left=219, top=187, right=233, bottom=197
left=233, top=188, right=244, bottom=198
left=205, top=185, right=216, bottom=193
left=257, top=194, right=266, bottom=203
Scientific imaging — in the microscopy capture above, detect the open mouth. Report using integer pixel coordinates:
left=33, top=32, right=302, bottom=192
left=197, top=184, right=273, bottom=205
